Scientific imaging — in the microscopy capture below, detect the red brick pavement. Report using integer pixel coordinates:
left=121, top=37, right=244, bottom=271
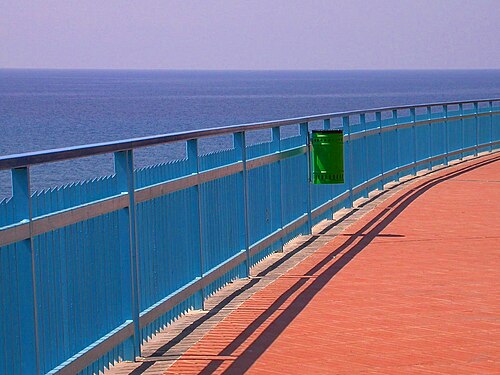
left=165, top=154, right=500, bottom=374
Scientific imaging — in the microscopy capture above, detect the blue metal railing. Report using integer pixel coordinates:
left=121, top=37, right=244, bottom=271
left=1, top=99, right=499, bottom=374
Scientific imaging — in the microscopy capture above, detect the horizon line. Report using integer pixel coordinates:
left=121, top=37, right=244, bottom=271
left=2, top=67, right=500, bottom=72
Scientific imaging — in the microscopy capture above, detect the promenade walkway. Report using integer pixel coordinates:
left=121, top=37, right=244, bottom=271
left=108, top=153, right=500, bottom=374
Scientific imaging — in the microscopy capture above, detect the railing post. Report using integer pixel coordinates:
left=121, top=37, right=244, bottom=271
left=489, top=101, right=493, bottom=152
left=271, top=127, right=284, bottom=251
left=114, top=150, right=141, bottom=359
left=301, top=122, right=312, bottom=234
left=393, top=110, right=401, bottom=181
left=427, top=106, right=432, bottom=170
left=410, top=108, right=417, bottom=175
left=323, top=119, right=335, bottom=219
left=443, top=105, right=449, bottom=165
left=234, top=132, right=251, bottom=277
left=187, top=139, right=205, bottom=310
left=360, top=114, right=369, bottom=198
left=11, top=167, right=40, bottom=375
left=377, top=112, right=384, bottom=191
left=343, top=116, right=354, bottom=208
left=459, top=103, right=465, bottom=160
left=474, top=102, right=479, bottom=156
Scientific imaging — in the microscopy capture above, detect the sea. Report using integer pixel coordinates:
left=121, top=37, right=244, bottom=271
left=1, top=69, right=500, bottom=198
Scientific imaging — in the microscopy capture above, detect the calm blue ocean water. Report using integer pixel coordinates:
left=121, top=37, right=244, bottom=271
left=1, top=69, right=500, bottom=197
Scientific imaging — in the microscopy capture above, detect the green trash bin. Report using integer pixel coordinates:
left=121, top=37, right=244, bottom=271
left=310, top=130, right=344, bottom=184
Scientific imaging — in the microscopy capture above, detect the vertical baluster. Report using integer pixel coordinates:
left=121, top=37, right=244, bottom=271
left=323, top=119, right=335, bottom=219
left=489, top=101, right=493, bottom=152
left=271, top=127, right=284, bottom=251
left=12, top=167, right=40, bottom=375
left=443, top=105, right=449, bottom=165
left=393, top=110, right=400, bottom=181
left=59, top=187, right=70, bottom=364
left=410, top=108, right=417, bottom=175
left=459, top=103, right=464, bottom=160
left=474, top=102, right=479, bottom=156
left=343, top=116, right=353, bottom=208
left=427, top=106, right=432, bottom=170
left=360, top=114, right=369, bottom=198
left=300, top=122, right=312, bottom=234
left=114, top=151, right=141, bottom=359
left=377, top=112, right=384, bottom=191
left=234, top=132, right=250, bottom=277
left=187, top=139, right=204, bottom=309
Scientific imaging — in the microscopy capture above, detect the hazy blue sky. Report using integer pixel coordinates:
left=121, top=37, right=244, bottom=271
left=1, top=0, right=499, bottom=70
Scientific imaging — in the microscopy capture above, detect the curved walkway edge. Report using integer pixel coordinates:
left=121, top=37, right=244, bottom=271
left=108, top=152, right=500, bottom=375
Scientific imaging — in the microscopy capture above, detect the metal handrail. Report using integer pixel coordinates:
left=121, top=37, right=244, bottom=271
left=1, top=98, right=498, bottom=170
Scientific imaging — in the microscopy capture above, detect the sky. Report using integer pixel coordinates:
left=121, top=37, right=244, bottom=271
left=1, top=0, right=499, bottom=70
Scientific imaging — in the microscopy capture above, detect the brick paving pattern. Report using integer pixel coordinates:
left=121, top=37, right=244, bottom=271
left=107, top=153, right=500, bottom=374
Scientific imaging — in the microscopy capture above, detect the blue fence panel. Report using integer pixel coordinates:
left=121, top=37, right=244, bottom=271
left=415, top=113, right=431, bottom=166
left=135, top=159, right=190, bottom=189
left=200, top=173, right=246, bottom=296
left=381, top=119, right=399, bottom=181
left=0, top=242, right=32, bottom=375
left=248, top=165, right=275, bottom=245
left=31, top=176, right=117, bottom=218
left=398, top=116, right=414, bottom=170
left=350, top=136, right=365, bottom=193
left=462, top=107, right=477, bottom=157
left=0, top=197, right=14, bottom=227
left=494, top=106, right=500, bottom=143
left=248, top=137, right=285, bottom=265
left=310, top=181, right=334, bottom=223
left=447, top=113, right=462, bottom=155
left=281, top=132, right=304, bottom=151
left=431, top=113, right=446, bottom=167
left=247, top=141, right=272, bottom=159
left=34, top=212, right=126, bottom=374
left=199, top=148, right=237, bottom=171
left=478, top=112, right=491, bottom=152
left=281, top=153, right=308, bottom=231
left=136, top=188, right=201, bottom=339
left=364, top=118, right=383, bottom=189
